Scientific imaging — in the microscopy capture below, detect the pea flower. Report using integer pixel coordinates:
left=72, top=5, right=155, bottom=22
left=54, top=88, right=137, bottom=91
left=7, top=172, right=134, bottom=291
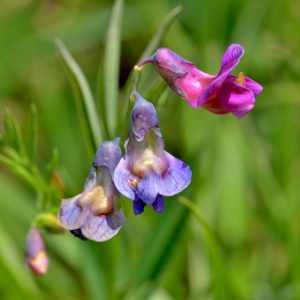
left=25, top=227, right=49, bottom=276
left=114, top=92, right=191, bottom=215
left=138, top=44, right=263, bottom=119
left=57, top=138, right=126, bottom=242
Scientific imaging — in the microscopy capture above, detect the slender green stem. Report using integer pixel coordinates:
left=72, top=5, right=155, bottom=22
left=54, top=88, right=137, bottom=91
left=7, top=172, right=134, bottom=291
left=130, top=65, right=143, bottom=96
left=123, top=65, right=143, bottom=139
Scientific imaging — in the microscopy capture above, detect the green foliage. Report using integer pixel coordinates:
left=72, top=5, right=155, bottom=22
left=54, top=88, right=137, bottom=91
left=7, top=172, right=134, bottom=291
left=0, top=0, right=299, bottom=299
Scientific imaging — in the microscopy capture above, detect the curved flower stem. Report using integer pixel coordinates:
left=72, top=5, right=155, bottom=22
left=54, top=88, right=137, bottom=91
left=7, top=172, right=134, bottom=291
left=123, top=65, right=143, bottom=139
left=130, top=65, right=143, bottom=95
left=178, top=196, right=231, bottom=300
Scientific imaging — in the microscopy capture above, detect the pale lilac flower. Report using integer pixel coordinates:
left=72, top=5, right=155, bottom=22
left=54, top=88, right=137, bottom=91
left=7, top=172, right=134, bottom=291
left=114, top=92, right=191, bottom=215
left=25, top=227, right=49, bottom=276
left=57, top=138, right=126, bottom=242
left=138, top=44, right=263, bottom=119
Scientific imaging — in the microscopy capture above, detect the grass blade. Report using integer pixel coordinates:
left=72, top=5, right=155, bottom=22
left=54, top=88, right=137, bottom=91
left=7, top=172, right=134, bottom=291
left=3, top=108, right=17, bottom=150
left=139, top=5, right=182, bottom=61
left=55, top=39, right=102, bottom=157
left=28, top=103, right=38, bottom=163
left=133, top=200, right=188, bottom=290
left=178, top=196, right=231, bottom=300
left=103, top=0, right=124, bottom=139
left=6, top=110, right=27, bottom=158
left=0, top=154, right=41, bottom=192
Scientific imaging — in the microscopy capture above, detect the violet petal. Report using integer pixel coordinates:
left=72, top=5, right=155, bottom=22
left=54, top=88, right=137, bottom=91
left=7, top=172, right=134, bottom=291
left=81, top=208, right=126, bottom=242
left=158, top=151, right=192, bottom=196
left=58, top=195, right=83, bottom=230
left=136, top=172, right=159, bottom=205
left=220, top=80, right=255, bottom=119
left=220, top=44, right=244, bottom=70
left=197, top=44, right=244, bottom=107
left=152, top=194, right=164, bottom=213
left=113, top=156, right=139, bottom=200
left=133, top=197, right=146, bottom=215
left=245, top=77, right=263, bottom=97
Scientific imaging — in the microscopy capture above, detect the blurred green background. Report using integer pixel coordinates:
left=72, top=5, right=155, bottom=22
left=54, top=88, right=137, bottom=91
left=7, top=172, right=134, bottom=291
left=1, top=0, right=300, bottom=299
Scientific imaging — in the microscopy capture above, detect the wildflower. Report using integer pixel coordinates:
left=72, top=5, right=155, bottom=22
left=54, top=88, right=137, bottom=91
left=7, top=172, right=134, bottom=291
left=138, top=44, right=263, bottom=118
left=114, top=92, right=191, bottom=215
left=25, top=227, right=49, bottom=276
left=57, top=138, right=126, bottom=242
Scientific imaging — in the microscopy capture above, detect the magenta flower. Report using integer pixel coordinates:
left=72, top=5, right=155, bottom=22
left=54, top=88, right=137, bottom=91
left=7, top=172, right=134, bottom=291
left=58, top=138, right=126, bottom=242
left=114, top=92, right=191, bottom=215
left=138, top=44, right=263, bottom=119
left=25, top=227, right=49, bottom=276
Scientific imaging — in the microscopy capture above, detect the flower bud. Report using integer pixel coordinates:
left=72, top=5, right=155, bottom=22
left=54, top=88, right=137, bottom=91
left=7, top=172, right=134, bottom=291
left=25, top=227, right=49, bottom=276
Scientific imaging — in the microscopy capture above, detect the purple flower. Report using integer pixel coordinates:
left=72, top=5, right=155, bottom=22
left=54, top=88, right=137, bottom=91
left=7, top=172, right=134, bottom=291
left=114, top=92, right=191, bottom=215
left=138, top=44, right=263, bottom=119
left=57, top=138, right=126, bottom=242
left=25, top=227, right=49, bottom=276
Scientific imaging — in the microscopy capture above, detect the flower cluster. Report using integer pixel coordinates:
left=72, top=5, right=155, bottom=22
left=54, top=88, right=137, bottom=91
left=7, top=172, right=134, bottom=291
left=57, top=43, right=262, bottom=242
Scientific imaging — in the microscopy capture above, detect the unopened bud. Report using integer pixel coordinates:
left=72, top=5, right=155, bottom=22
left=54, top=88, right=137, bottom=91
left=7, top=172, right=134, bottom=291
left=25, top=227, right=49, bottom=276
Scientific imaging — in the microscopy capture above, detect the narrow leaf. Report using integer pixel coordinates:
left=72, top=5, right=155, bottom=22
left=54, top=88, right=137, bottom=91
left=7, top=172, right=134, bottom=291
left=28, top=103, right=38, bottom=163
left=96, top=56, right=109, bottom=140
left=0, top=154, right=41, bottom=191
left=139, top=5, right=182, bottom=61
left=7, top=110, right=27, bottom=158
left=133, top=200, right=188, bottom=289
left=178, top=196, right=231, bottom=300
left=156, top=86, right=172, bottom=109
left=55, top=39, right=102, bottom=158
left=3, top=109, right=17, bottom=149
left=103, top=0, right=124, bottom=139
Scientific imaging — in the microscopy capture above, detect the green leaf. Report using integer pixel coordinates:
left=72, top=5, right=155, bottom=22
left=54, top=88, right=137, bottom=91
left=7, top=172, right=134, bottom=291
left=6, top=110, right=27, bottom=158
left=55, top=39, right=102, bottom=158
left=96, top=56, right=109, bottom=140
left=3, top=108, right=17, bottom=149
left=139, top=5, right=182, bottom=61
left=28, top=103, right=38, bottom=163
left=103, top=0, right=124, bottom=139
left=0, top=154, right=41, bottom=192
left=156, top=86, right=172, bottom=109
